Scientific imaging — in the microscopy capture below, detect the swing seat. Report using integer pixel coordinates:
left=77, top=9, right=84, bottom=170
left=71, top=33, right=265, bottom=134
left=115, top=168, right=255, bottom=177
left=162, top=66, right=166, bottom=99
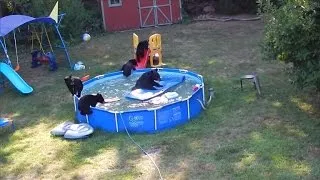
left=14, top=65, right=20, bottom=71
left=38, top=55, right=49, bottom=63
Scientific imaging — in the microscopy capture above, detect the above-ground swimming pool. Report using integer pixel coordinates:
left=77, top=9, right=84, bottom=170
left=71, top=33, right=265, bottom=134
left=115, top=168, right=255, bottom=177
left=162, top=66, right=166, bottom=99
left=74, top=68, right=205, bottom=133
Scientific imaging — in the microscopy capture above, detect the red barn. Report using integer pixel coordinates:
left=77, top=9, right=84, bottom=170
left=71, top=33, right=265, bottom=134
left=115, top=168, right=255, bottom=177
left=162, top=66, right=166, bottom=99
left=100, top=0, right=182, bottom=31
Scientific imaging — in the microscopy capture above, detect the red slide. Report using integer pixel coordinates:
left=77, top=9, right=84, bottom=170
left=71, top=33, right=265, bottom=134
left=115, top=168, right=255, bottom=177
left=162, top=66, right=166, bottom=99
left=136, top=49, right=150, bottom=69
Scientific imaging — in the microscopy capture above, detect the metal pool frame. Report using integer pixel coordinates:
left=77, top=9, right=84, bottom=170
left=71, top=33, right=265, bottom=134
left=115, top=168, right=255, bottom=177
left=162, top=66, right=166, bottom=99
left=74, top=68, right=205, bottom=133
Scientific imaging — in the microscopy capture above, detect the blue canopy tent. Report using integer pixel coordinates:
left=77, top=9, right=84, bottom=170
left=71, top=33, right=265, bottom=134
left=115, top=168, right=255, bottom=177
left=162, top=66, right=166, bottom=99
left=0, top=14, right=73, bottom=69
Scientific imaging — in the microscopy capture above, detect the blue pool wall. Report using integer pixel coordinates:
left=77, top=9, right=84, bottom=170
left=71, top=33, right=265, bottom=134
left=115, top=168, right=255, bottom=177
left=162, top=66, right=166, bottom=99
left=74, top=68, right=205, bottom=133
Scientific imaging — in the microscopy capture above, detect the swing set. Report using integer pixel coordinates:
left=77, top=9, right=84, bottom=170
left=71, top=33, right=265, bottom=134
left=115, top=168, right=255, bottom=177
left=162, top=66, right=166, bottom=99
left=31, top=24, right=54, bottom=55
left=0, top=1, right=74, bottom=94
left=29, top=24, right=59, bottom=71
left=0, top=23, right=55, bottom=72
left=0, top=2, right=73, bottom=71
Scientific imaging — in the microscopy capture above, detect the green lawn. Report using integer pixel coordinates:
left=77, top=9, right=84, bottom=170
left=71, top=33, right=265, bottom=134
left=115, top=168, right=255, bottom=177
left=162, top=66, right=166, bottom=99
left=0, top=20, right=319, bottom=179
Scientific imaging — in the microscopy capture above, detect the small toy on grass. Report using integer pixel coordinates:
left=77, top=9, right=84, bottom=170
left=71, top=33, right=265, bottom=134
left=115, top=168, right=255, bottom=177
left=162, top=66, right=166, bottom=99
left=80, top=75, right=90, bottom=82
left=82, top=33, right=91, bottom=42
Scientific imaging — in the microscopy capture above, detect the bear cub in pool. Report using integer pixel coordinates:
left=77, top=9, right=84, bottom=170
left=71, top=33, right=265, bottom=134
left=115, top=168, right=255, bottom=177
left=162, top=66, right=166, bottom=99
left=64, top=75, right=83, bottom=97
left=121, top=59, right=137, bottom=77
left=132, top=69, right=162, bottom=90
left=78, top=93, right=105, bottom=115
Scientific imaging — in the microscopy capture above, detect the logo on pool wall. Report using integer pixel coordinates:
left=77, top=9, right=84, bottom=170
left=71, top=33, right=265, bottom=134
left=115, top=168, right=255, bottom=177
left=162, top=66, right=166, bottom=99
left=128, top=115, right=144, bottom=128
left=158, top=106, right=182, bottom=125
left=171, top=106, right=182, bottom=122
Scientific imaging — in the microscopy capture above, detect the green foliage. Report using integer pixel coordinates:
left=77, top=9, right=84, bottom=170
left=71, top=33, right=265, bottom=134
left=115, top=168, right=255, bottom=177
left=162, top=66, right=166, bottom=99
left=215, top=0, right=257, bottom=14
left=261, top=0, right=320, bottom=90
left=4, top=0, right=103, bottom=42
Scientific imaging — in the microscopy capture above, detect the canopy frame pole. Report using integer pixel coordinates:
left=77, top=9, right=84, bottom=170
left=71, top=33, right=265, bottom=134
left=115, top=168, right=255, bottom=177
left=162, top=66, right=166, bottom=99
left=57, top=13, right=66, bottom=28
left=54, top=25, right=73, bottom=70
left=54, top=13, right=73, bottom=70
left=0, top=38, right=12, bottom=66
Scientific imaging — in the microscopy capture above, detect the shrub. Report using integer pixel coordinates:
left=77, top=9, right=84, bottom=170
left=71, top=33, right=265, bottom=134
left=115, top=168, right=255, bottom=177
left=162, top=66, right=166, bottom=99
left=260, top=0, right=320, bottom=90
left=215, top=0, right=257, bottom=14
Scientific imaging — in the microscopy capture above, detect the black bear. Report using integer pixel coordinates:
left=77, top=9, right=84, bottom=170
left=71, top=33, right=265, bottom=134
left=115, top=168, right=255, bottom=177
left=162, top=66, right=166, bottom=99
left=132, top=69, right=162, bottom=90
left=78, top=93, right=105, bottom=115
left=64, top=75, right=83, bottom=97
left=121, top=59, right=137, bottom=77
left=136, top=40, right=149, bottom=63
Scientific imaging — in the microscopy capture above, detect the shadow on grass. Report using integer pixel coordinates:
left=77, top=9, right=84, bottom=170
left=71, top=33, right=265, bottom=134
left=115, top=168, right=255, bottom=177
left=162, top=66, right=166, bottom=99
left=201, top=73, right=320, bottom=179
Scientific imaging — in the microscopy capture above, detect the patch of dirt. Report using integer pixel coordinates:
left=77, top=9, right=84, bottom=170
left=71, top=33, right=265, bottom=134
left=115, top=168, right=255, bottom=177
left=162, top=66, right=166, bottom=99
left=193, top=14, right=261, bottom=22
left=261, top=116, right=283, bottom=128
left=308, top=146, right=320, bottom=158
left=197, top=163, right=216, bottom=172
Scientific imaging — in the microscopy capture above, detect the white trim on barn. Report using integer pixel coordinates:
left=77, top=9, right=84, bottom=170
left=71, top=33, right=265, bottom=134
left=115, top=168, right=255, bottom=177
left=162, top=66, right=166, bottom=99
left=138, top=0, right=173, bottom=28
left=179, top=0, right=183, bottom=20
left=100, top=0, right=107, bottom=31
left=108, top=0, right=122, bottom=7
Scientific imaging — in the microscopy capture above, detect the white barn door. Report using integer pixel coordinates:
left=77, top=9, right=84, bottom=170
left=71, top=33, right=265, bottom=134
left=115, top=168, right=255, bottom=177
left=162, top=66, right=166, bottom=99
left=138, top=0, right=173, bottom=28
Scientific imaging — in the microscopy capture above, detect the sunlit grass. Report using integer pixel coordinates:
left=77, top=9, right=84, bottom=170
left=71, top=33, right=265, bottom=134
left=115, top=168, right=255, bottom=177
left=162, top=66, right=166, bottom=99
left=243, top=93, right=257, bottom=103
left=251, top=131, right=263, bottom=142
left=272, top=154, right=311, bottom=176
left=291, top=97, right=315, bottom=114
left=272, top=101, right=282, bottom=107
left=208, top=59, right=218, bottom=65
left=235, top=152, right=257, bottom=170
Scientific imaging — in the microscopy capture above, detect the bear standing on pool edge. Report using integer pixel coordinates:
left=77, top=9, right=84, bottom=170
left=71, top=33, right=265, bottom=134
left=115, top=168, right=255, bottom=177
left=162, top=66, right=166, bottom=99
left=78, top=93, right=105, bottom=115
left=64, top=75, right=83, bottom=98
left=132, top=69, right=162, bottom=90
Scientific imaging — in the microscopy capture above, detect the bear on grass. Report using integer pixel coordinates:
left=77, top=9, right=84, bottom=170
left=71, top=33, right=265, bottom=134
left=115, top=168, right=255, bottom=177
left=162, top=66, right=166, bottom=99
left=78, top=93, right=105, bottom=115
left=132, top=69, right=162, bottom=90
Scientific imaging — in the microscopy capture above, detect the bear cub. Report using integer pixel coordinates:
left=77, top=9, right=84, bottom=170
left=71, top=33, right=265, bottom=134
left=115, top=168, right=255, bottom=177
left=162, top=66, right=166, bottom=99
left=78, top=93, right=105, bottom=115
left=64, top=75, right=83, bottom=97
left=121, top=59, right=137, bottom=77
left=132, top=69, right=162, bottom=90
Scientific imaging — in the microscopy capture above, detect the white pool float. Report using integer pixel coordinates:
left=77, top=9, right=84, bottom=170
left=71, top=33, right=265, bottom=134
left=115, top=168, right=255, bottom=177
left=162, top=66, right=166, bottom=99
left=64, top=123, right=94, bottom=139
left=51, top=122, right=94, bottom=139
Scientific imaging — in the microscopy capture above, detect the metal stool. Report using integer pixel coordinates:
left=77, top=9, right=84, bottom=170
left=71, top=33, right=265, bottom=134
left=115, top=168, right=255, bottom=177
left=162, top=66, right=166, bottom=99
left=240, top=73, right=261, bottom=95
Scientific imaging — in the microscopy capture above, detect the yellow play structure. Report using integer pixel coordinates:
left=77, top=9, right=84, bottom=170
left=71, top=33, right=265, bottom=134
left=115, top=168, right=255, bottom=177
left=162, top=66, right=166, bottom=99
left=132, top=33, right=139, bottom=59
left=132, top=33, right=165, bottom=67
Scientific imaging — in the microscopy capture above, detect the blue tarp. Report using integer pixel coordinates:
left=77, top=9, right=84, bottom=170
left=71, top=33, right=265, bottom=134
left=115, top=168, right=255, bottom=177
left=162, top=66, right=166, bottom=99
left=0, top=15, right=56, bottom=37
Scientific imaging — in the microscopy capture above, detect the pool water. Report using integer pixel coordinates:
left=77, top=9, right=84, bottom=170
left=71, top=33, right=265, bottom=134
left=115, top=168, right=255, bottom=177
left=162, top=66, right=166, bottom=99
left=82, top=71, right=201, bottom=112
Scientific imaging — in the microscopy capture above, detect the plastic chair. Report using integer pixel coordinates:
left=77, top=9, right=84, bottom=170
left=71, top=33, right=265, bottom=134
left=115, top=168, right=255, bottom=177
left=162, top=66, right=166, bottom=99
left=0, top=118, right=15, bottom=131
left=148, top=34, right=165, bottom=67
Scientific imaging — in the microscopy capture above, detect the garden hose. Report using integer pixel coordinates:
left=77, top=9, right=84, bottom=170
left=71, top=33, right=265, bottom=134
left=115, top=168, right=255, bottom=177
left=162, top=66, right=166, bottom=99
left=197, top=87, right=215, bottom=110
